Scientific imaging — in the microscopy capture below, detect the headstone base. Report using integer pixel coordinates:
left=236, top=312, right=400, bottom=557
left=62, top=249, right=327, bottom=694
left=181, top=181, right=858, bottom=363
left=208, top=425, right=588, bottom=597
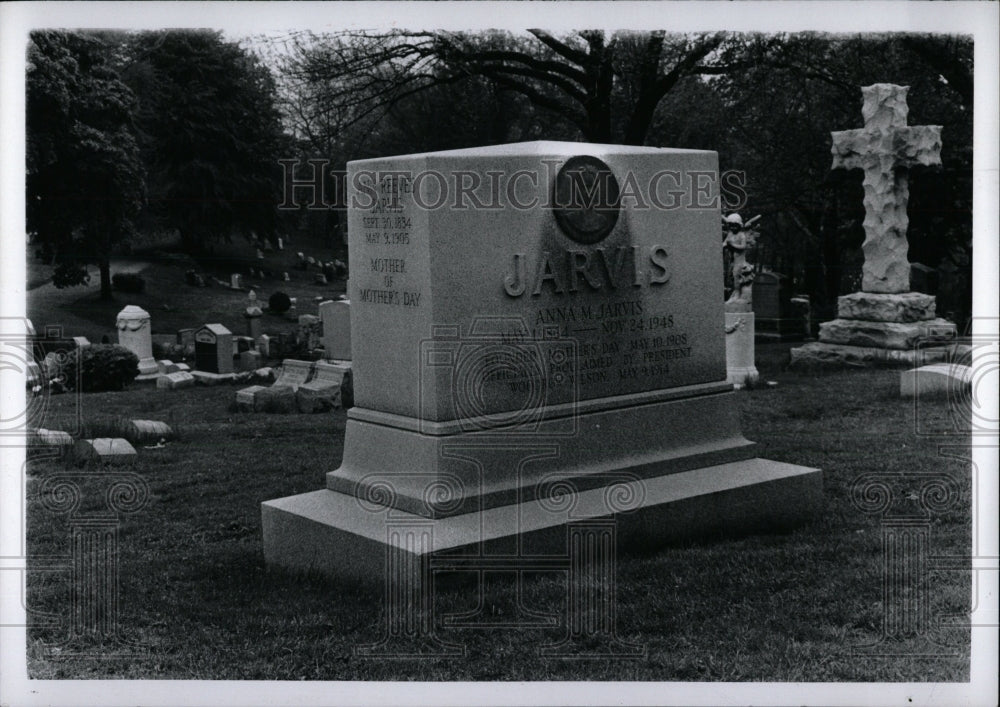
left=836, top=291, right=936, bottom=323
left=263, top=384, right=821, bottom=581
left=263, top=457, right=821, bottom=584
left=818, top=317, right=956, bottom=350
left=789, top=341, right=953, bottom=369
left=137, top=357, right=158, bottom=376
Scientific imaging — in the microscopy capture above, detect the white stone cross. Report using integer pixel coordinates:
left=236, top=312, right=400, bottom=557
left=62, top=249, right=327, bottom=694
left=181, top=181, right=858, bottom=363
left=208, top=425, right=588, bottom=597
left=831, top=84, right=941, bottom=294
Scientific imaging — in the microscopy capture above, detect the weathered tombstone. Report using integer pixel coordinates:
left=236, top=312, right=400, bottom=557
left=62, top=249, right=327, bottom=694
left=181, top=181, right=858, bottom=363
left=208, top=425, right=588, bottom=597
left=239, top=349, right=264, bottom=372
left=156, top=360, right=179, bottom=375
left=319, top=299, right=352, bottom=361
left=900, top=363, right=972, bottom=398
left=752, top=270, right=795, bottom=340
left=791, top=84, right=956, bottom=368
left=127, top=420, right=175, bottom=443
left=177, top=328, right=195, bottom=346
left=262, top=141, right=821, bottom=582
left=272, top=359, right=314, bottom=389
left=194, top=323, right=233, bottom=374
left=116, top=305, right=158, bottom=376
left=283, top=272, right=291, bottom=282
left=256, top=334, right=272, bottom=359
left=298, top=314, right=321, bottom=351
left=296, top=360, right=351, bottom=413
left=276, top=237, right=284, bottom=251
left=74, top=438, right=137, bottom=465
left=156, top=371, right=196, bottom=390
left=231, top=273, right=243, bottom=290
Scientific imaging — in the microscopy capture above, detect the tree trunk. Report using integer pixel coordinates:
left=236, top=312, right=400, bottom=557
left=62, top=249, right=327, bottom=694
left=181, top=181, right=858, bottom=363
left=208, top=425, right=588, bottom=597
left=99, top=258, right=113, bottom=301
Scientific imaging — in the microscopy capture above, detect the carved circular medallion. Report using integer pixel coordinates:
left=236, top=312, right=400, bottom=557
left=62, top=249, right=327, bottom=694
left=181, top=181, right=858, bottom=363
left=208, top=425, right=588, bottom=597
left=551, top=155, right=620, bottom=245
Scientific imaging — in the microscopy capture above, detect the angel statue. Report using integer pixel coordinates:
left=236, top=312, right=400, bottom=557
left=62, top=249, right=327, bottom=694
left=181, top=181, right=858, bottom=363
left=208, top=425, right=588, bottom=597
left=722, top=212, right=760, bottom=308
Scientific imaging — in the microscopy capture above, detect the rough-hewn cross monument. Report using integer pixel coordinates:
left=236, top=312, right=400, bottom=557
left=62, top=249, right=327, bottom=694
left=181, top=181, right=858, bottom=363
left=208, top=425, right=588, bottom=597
left=831, top=83, right=942, bottom=294
left=791, top=84, right=956, bottom=367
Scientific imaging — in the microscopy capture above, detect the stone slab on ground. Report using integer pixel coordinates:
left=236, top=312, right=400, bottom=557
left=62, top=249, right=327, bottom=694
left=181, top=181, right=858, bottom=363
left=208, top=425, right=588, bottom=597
left=157, top=360, right=179, bottom=374
left=900, top=363, right=973, bottom=398
left=235, top=385, right=267, bottom=412
left=263, top=457, right=822, bottom=584
left=836, top=291, right=936, bottom=323
left=789, top=341, right=952, bottom=369
left=191, top=370, right=237, bottom=386
left=127, top=420, right=175, bottom=443
left=74, top=437, right=137, bottom=465
left=28, top=428, right=74, bottom=452
left=156, top=371, right=196, bottom=390
left=818, top=317, right=956, bottom=350
left=274, top=360, right=315, bottom=390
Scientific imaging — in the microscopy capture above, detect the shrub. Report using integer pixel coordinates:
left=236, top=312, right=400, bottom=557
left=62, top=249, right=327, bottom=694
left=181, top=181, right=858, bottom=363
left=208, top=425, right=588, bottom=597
left=269, top=291, right=291, bottom=313
left=112, top=272, right=145, bottom=293
left=60, top=344, right=139, bottom=392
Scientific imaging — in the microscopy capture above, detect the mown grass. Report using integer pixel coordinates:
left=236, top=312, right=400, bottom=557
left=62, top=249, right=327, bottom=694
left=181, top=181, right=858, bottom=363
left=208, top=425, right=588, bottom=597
left=24, top=345, right=971, bottom=680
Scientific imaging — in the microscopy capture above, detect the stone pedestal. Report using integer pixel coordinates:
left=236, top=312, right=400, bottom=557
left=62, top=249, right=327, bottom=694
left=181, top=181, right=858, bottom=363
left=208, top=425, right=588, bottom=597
left=790, top=292, right=956, bottom=369
left=245, top=308, right=263, bottom=340
left=116, top=305, right=158, bottom=376
left=725, top=311, right=759, bottom=387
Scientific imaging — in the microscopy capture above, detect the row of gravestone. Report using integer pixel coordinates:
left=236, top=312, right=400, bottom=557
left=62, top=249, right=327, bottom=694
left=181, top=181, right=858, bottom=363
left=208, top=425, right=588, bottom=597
left=235, top=359, right=352, bottom=414
left=112, top=298, right=352, bottom=385
left=28, top=419, right=174, bottom=464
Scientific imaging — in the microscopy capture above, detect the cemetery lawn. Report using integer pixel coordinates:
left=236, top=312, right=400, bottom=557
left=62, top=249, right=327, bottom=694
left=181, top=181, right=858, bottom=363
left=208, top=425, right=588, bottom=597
left=26, top=237, right=347, bottom=343
left=25, top=345, right=971, bottom=681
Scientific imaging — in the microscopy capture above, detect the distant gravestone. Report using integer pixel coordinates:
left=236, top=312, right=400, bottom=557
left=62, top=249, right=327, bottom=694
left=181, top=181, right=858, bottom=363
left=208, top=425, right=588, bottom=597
left=298, top=314, right=321, bottom=351
left=276, top=237, right=284, bottom=251
left=900, top=363, right=972, bottom=398
left=156, top=371, right=196, bottom=390
left=273, top=359, right=314, bottom=389
left=283, top=272, right=291, bottom=282
left=319, top=299, right=352, bottom=361
left=73, top=336, right=91, bottom=348
left=314, top=273, right=328, bottom=286
left=177, top=328, right=196, bottom=347
left=194, top=323, right=233, bottom=374
left=116, top=305, right=158, bottom=376
left=296, top=360, right=350, bottom=413
left=256, top=334, right=272, bottom=359
left=239, top=349, right=264, bottom=372
left=156, top=360, right=179, bottom=374
left=74, top=438, right=137, bottom=465
left=128, top=420, right=175, bottom=443
left=231, top=273, right=243, bottom=289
